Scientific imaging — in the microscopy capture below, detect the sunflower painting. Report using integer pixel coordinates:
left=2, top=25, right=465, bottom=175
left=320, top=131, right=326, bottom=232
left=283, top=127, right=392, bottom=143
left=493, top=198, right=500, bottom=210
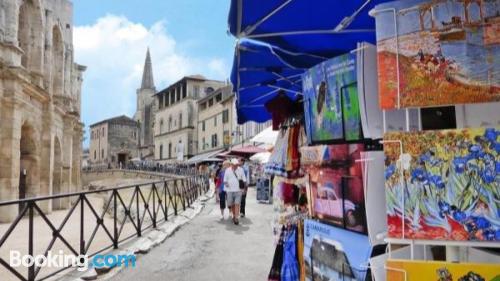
left=384, top=127, right=499, bottom=241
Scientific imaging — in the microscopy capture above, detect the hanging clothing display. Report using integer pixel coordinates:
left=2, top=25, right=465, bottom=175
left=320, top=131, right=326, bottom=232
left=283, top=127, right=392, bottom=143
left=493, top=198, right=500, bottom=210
left=281, top=227, right=300, bottom=281
left=265, top=93, right=302, bottom=130
left=297, top=220, right=306, bottom=281
left=266, top=128, right=291, bottom=177
left=269, top=229, right=285, bottom=281
left=266, top=121, right=306, bottom=178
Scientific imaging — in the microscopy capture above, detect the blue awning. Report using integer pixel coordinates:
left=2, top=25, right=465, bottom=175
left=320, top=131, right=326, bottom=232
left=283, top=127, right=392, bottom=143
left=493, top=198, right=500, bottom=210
left=231, top=39, right=324, bottom=124
left=228, top=0, right=392, bottom=57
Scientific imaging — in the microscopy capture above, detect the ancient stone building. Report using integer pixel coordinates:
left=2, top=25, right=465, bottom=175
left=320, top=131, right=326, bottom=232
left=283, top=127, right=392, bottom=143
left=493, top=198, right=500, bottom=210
left=153, top=76, right=226, bottom=163
left=89, top=115, right=138, bottom=168
left=0, top=0, right=85, bottom=222
left=197, top=85, right=233, bottom=153
left=134, top=49, right=156, bottom=160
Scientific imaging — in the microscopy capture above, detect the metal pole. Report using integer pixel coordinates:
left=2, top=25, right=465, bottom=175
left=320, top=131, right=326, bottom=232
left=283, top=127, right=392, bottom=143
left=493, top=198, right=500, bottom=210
left=28, top=202, right=34, bottom=281
left=152, top=183, right=157, bottom=228
left=80, top=195, right=85, bottom=255
left=136, top=186, right=141, bottom=237
left=113, top=190, right=118, bottom=248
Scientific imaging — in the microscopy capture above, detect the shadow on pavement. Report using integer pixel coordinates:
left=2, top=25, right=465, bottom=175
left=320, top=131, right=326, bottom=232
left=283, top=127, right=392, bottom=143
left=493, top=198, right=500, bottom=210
left=216, top=217, right=251, bottom=234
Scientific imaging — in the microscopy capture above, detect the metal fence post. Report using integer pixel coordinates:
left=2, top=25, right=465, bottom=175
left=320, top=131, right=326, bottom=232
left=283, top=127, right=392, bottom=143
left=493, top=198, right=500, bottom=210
left=136, top=185, right=141, bottom=237
left=164, top=181, right=168, bottom=221
left=80, top=195, right=85, bottom=255
left=28, top=202, right=34, bottom=281
left=152, top=183, right=157, bottom=228
left=178, top=180, right=186, bottom=211
left=173, top=181, right=179, bottom=215
left=113, top=190, right=118, bottom=249
left=185, top=179, right=191, bottom=208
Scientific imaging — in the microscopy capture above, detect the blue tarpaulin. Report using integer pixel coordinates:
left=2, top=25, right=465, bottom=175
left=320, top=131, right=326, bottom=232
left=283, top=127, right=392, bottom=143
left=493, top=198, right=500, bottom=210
left=231, top=39, right=323, bottom=124
left=228, top=0, right=392, bottom=57
left=228, top=0, right=392, bottom=124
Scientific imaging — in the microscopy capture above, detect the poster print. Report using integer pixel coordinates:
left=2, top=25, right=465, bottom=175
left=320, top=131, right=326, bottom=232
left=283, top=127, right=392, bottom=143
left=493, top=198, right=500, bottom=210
left=342, top=84, right=362, bottom=141
left=304, top=144, right=367, bottom=233
left=373, top=0, right=500, bottom=110
left=384, top=127, right=500, bottom=241
left=303, top=62, right=343, bottom=144
left=303, top=54, right=363, bottom=144
left=324, top=54, right=362, bottom=141
left=386, top=259, right=500, bottom=281
left=304, top=219, right=372, bottom=281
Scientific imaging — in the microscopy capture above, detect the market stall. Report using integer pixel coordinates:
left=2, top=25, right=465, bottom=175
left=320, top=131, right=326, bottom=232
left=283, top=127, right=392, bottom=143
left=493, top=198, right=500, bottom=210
left=228, top=0, right=500, bottom=280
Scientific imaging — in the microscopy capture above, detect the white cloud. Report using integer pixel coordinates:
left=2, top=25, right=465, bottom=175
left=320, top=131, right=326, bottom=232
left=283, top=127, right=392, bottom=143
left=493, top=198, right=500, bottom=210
left=74, top=15, right=230, bottom=145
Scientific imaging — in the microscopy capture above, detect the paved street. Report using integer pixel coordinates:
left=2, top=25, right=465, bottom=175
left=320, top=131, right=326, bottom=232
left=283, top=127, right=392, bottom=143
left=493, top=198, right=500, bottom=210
left=110, top=188, right=275, bottom=281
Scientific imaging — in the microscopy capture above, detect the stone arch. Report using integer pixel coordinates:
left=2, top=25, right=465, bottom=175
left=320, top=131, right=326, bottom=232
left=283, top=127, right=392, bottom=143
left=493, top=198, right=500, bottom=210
left=17, top=0, right=44, bottom=72
left=51, top=24, right=64, bottom=97
left=52, top=136, right=63, bottom=209
left=18, top=121, right=39, bottom=212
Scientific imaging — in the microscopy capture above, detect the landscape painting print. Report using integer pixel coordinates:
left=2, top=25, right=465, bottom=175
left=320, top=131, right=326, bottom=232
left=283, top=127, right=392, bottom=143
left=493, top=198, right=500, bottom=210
left=386, top=259, right=500, bottom=281
left=303, top=62, right=343, bottom=144
left=384, top=127, right=499, bottom=241
left=373, top=0, right=500, bottom=110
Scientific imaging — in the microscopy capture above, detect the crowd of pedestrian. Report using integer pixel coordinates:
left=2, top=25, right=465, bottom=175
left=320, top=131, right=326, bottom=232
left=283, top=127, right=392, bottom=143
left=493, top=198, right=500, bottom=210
left=214, top=158, right=250, bottom=225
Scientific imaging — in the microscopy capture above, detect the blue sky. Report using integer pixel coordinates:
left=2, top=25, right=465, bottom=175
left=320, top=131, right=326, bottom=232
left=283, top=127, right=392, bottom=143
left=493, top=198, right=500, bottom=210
left=73, top=0, right=234, bottom=147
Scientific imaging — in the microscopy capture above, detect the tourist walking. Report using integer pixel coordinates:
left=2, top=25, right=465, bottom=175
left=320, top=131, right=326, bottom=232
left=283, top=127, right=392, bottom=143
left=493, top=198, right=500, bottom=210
left=223, top=158, right=246, bottom=225
left=239, top=159, right=250, bottom=217
left=216, top=161, right=230, bottom=219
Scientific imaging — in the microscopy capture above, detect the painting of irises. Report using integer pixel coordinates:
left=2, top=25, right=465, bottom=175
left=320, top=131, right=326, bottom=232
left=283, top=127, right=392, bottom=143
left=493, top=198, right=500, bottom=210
left=384, top=127, right=499, bottom=241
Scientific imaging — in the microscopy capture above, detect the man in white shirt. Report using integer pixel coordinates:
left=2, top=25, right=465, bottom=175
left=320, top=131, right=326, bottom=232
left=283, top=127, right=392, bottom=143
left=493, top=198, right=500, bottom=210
left=224, top=158, right=246, bottom=225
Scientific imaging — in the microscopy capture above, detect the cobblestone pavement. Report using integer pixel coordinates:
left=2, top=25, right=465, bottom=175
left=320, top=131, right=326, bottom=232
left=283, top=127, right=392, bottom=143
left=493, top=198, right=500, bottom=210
left=110, top=188, right=275, bottom=281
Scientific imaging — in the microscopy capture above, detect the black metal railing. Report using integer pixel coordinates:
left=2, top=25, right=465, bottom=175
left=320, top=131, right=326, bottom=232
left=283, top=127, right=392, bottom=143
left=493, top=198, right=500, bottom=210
left=0, top=174, right=209, bottom=281
left=83, top=164, right=205, bottom=177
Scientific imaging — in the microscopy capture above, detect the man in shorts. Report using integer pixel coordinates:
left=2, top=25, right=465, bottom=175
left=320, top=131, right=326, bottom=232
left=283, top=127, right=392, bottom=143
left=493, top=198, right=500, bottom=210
left=224, top=158, right=244, bottom=225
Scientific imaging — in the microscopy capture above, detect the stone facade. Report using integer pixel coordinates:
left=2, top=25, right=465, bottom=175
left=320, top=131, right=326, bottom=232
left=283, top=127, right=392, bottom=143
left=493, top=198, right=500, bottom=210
left=0, top=0, right=85, bottom=222
left=154, top=76, right=226, bottom=163
left=134, top=49, right=156, bottom=160
left=197, top=85, right=233, bottom=153
left=219, top=93, right=272, bottom=148
left=89, top=116, right=138, bottom=168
